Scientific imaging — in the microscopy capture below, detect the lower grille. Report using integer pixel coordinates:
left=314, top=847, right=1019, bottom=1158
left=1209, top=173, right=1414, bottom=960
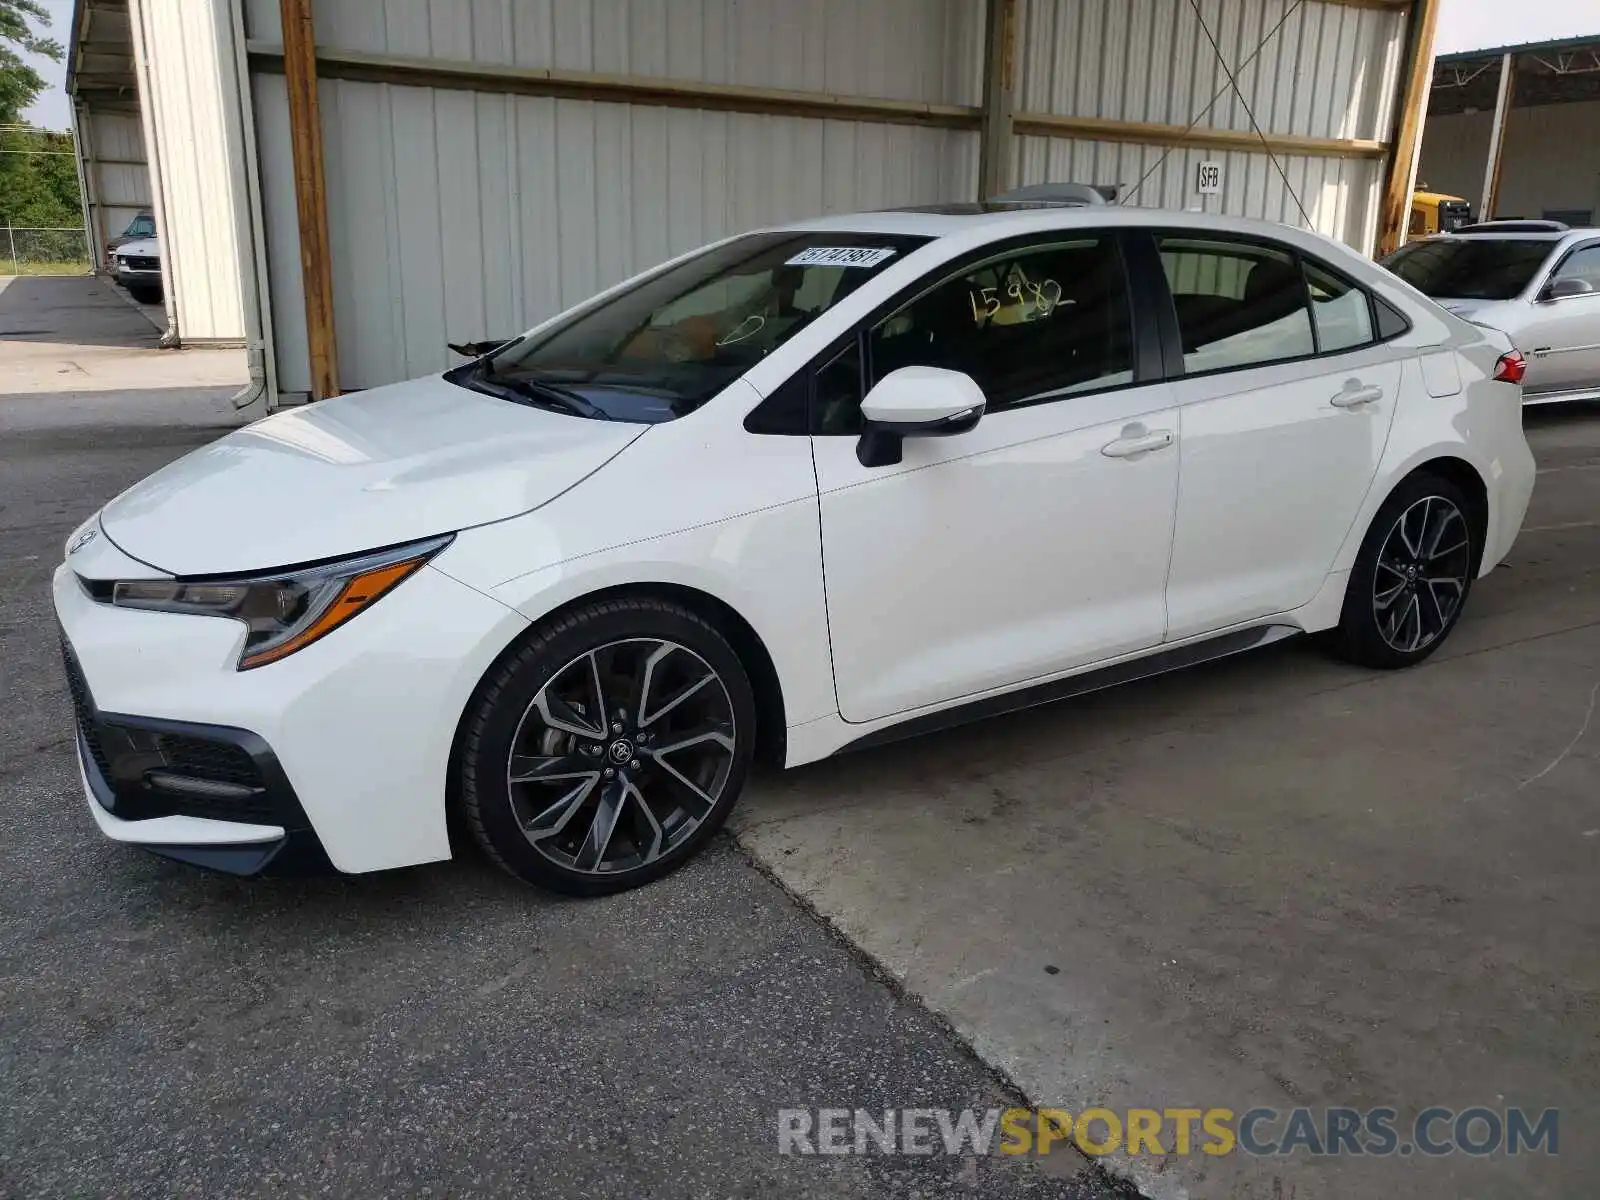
left=59, top=635, right=306, bottom=829
left=61, top=639, right=113, bottom=781
left=123, top=256, right=158, bottom=271
left=156, top=733, right=263, bottom=790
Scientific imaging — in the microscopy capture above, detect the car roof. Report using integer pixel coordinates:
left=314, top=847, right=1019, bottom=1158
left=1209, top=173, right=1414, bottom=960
left=760, top=204, right=1398, bottom=283
left=1429, top=229, right=1597, bottom=246
left=771, top=203, right=1339, bottom=243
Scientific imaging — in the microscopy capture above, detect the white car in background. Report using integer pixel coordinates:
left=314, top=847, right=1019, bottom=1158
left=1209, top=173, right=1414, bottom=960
left=55, top=200, right=1535, bottom=895
left=110, top=235, right=162, bottom=304
left=1383, top=221, right=1600, bottom=404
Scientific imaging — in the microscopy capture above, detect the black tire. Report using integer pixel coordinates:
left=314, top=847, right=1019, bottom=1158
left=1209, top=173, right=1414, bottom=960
left=1330, top=472, right=1477, bottom=670
left=458, top=597, right=757, bottom=896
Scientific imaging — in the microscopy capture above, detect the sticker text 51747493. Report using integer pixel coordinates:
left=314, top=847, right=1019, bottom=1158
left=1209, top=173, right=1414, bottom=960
left=786, top=247, right=898, bottom=269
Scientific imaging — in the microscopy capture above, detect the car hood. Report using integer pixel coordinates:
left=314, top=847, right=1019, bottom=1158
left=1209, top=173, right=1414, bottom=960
left=98, top=374, right=648, bottom=577
left=117, top=237, right=160, bottom=258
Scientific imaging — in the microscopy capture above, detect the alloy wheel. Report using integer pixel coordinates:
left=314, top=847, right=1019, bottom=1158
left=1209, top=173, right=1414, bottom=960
left=1371, top=495, right=1472, bottom=654
left=505, top=638, right=737, bottom=876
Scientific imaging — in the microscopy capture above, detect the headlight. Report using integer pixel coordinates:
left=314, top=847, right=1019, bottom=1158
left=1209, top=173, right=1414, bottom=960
left=108, top=535, right=451, bottom=670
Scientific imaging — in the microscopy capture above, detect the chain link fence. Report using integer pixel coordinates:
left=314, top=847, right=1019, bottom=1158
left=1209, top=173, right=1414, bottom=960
left=2, top=226, right=93, bottom=276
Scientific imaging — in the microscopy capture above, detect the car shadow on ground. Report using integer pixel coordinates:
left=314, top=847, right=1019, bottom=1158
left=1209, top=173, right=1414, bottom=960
left=742, top=635, right=1365, bottom=821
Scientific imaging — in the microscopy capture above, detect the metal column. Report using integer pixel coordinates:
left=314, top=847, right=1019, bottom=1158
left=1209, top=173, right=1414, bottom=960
left=1377, top=0, right=1441, bottom=256
left=977, top=0, right=1017, bottom=200
left=1479, top=52, right=1515, bottom=221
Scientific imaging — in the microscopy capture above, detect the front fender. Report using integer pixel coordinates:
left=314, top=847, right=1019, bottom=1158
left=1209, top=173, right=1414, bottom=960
left=446, top=498, right=835, bottom=728
left=428, top=382, right=835, bottom=729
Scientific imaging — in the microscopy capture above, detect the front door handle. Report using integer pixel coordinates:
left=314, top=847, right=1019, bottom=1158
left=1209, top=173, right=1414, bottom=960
left=1330, top=383, right=1384, bottom=409
left=1101, top=429, right=1175, bottom=458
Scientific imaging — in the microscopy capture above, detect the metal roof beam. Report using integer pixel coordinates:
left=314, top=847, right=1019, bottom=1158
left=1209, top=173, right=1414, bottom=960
left=1012, top=112, right=1386, bottom=159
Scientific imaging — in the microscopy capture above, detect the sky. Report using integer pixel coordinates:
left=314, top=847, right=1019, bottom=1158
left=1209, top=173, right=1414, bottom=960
left=14, top=0, right=1600, bottom=131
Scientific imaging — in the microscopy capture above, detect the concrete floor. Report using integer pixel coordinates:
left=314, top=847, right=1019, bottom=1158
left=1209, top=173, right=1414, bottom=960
left=2, top=277, right=1126, bottom=1199
left=734, top=407, right=1600, bottom=1198
left=0, top=273, right=245, bottom=410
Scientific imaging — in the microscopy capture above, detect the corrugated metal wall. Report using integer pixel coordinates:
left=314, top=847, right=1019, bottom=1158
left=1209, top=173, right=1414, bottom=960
left=134, top=0, right=247, bottom=341
left=244, top=0, right=982, bottom=395
left=1419, top=101, right=1600, bottom=223
left=1013, top=0, right=1404, bottom=248
left=78, top=110, right=150, bottom=257
left=1015, top=137, right=1382, bottom=243
left=306, top=0, right=983, bottom=104
left=321, top=93, right=975, bottom=386
left=1016, top=0, right=1401, bottom=139
left=240, top=0, right=1410, bottom=400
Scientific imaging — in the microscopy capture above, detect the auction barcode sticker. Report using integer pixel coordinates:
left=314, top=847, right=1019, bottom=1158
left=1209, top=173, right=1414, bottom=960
left=786, top=246, right=898, bottom=269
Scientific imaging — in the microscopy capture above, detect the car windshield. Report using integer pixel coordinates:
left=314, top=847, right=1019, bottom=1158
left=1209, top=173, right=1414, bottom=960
left=1382, top=237, right=1555, bottom=301
left=453, top=231, right=929, bottom=423
left=126, top=215, right=154, bottom=237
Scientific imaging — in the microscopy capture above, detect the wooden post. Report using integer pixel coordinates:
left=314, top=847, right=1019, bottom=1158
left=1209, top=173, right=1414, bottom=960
left=1479, top=52, right=1515, bottom=221
left=1375, top=0, right=1441, bottom=257
left=977, top=0, right=1017, bottom=200
left=280, top=0, right=339, bottom=400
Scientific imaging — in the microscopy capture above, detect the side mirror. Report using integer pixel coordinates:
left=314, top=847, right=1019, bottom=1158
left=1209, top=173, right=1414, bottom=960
left=1540, top=276, right=1595, bottom=303
left=856, top=366, right=986, bottom=468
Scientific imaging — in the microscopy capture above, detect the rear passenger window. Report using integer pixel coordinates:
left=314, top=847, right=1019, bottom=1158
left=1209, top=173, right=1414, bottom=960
left=1374, top=296, right=1410, bottom=341
left=1305, top=260, right=1375, bottom=353
left=1158, top=237, right=1315, bottom=374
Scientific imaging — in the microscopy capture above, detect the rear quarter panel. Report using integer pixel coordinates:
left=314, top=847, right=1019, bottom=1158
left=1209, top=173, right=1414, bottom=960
left=1330, top=317, right=1532, bottom=577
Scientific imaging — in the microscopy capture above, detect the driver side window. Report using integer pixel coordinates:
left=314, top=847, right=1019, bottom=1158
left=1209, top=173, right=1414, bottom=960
left=1553, top=245, right=1600, bottom=290
left=815, top=237, right=1135, bottom=435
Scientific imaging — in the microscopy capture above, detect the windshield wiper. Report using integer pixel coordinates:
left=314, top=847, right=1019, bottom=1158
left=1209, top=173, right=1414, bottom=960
left=461, top=363, right=612, bottom=421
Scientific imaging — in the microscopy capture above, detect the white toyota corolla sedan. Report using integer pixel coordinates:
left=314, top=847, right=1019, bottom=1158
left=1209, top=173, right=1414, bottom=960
left=55, top=201, right=1536, bottom=894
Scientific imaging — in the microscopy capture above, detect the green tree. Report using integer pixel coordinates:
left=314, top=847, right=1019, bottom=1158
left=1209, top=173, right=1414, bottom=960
left=1, top=1, right=82, bottom=248
left=0, top=0, right=61, bottom=126
left=1, top=127, right=80, bottom=225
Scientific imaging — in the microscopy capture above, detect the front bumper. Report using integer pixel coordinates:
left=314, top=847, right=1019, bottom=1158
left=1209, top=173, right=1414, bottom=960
left=114, top=266, right=161, bottom=288
left=63, top=637, right=332, bottom=875
left=53, top=556, right=530, bottom=874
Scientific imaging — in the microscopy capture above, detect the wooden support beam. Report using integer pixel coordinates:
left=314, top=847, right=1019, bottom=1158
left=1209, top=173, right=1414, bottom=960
left=248, top=43, right=981, bottom=132
left=977, top=0, right=1018, bottom=199
left=278, top=0, right=339, bottom=401
left=1376, top=0, right=1441, bottom=256
left=1479, top=52, right=1515, bottom=220
left=1011, top=112, right=1387, bottom=159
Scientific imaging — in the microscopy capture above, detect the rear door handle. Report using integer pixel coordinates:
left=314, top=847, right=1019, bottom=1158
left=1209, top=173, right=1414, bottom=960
left=1101, top=429, right=1175, bottom=458
left=1330, top=384, right=1384, bottom=409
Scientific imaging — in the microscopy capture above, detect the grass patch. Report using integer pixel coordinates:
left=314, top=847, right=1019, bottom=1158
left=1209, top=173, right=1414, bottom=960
left=2, top=261, right=92, bottom=276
